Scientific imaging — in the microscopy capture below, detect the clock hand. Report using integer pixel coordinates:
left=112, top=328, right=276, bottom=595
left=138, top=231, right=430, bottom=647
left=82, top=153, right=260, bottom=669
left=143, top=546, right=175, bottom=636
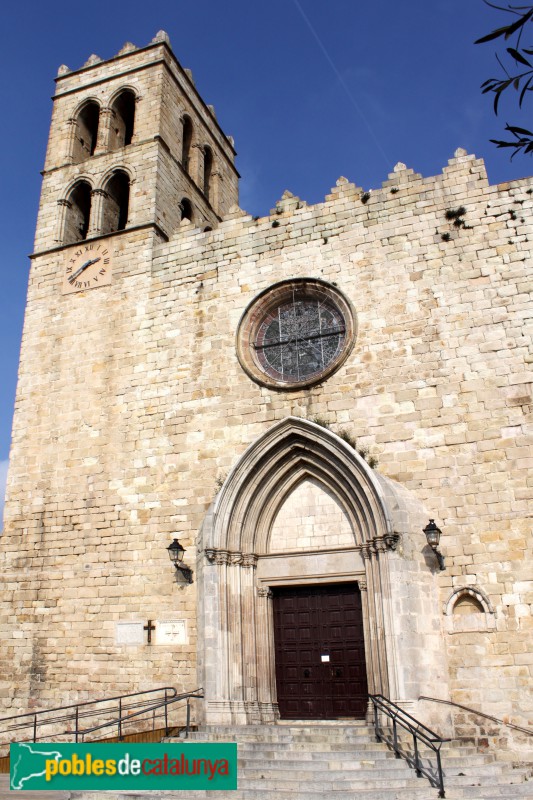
left=69, top=258, right=99, bottom=283
left=68, top=257, right=101, bottom=284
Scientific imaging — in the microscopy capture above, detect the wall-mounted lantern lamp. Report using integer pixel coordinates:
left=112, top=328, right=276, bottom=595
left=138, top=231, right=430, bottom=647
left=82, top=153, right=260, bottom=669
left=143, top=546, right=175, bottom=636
left=167, top=538, right=193, bottom=583
left=423, top=519, right=445, bottom=570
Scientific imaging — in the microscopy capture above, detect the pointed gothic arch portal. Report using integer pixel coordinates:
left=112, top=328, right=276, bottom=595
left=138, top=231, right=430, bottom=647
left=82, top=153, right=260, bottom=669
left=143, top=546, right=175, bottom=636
left=198, top=417, right=449, bottom=726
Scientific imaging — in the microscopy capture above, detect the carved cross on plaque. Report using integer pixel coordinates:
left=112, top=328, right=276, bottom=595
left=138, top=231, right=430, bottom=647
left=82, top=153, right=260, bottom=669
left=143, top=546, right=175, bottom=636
left=144, top=619, right=156, bottom=644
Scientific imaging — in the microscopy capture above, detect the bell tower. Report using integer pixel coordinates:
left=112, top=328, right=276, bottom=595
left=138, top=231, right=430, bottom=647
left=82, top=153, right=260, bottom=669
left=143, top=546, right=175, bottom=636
left=35, top=30, right=238, bottom=253
left=0, top=32, right=239, bottom=710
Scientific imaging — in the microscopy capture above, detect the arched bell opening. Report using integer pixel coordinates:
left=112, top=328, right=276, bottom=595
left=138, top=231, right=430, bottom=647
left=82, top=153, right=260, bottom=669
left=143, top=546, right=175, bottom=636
left=101, top=170, right=130, bottom=234
left=109, top=89, right=136, bottom=150
left=71, top=101, right=100, bottom=163
left=62, top=180, right=92, bottom=244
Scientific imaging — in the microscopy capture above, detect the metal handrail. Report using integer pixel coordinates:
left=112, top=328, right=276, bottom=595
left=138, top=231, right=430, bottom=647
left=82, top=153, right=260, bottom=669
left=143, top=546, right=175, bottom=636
left=77, top=690, right=203, bottom=740
left=0, top=687, right=204, bottom=756
left=419, top=695, right=533, bottom=737
left=369, top=694, right=450, bottom=798
left=0, top=686, right=178, bottom=727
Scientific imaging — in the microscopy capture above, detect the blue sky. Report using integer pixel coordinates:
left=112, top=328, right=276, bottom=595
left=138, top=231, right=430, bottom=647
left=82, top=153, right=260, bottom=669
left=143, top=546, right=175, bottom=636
left=0, top=0, right=531, bottom=525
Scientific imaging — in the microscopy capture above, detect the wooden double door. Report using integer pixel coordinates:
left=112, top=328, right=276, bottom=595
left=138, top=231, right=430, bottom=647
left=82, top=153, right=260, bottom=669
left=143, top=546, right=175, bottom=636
left=273, top=582, right=368, bottom=719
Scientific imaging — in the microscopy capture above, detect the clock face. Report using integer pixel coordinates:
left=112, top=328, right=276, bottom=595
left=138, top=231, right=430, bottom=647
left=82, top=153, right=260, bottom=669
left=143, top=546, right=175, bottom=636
left=62, top=242, right=113, bottom=295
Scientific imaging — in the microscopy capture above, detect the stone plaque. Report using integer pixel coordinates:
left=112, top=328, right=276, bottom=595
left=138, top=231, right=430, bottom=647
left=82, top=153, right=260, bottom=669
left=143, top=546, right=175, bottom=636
left=115, top=622, right=144, bottom=645
left=156, top=620, right=187, bottom=645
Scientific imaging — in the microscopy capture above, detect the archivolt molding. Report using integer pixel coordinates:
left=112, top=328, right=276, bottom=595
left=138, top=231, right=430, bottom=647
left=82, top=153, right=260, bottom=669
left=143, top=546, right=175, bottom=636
left=98, top=164, right=137, bottom=191
left=62, top=176, right=95, bottom=199
left=70, top=96, right=102, bottom=121
left=107, top=84, right=139, bottom=106
left=444, top=586, right=495, bottom=616
left=208, top=416, right=394, bottom=555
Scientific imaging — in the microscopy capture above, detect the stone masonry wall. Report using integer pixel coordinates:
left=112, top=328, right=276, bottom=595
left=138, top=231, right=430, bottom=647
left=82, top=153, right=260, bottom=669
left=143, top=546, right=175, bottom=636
left=1, top=134, right=531, bottom=758
left=149, top=151, right=531, bottom=746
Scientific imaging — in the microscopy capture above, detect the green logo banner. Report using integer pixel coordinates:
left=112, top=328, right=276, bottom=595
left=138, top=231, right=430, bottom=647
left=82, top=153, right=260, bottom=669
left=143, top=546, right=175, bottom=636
left=10, top=742, right=237, bottom=791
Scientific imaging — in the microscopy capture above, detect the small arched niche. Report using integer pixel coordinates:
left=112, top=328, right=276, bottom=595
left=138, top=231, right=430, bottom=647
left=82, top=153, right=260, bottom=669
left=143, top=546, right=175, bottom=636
left=453, top=595, right=484, bottom=615
left=444, top=587, right=496, bottom=632
left=101, top=170, right=130, bottom=234
left=63, top=180, right=92, bottom=244
left=109, top=89, right=136, bottom=150
left=72, top=101, right=100, bottom=163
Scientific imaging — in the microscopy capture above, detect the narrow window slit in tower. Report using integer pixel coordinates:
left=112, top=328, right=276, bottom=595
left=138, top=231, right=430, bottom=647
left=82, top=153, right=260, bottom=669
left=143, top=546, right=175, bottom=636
left=203, top=146, right=213, bottom=200
left=182, top=116, right=193, bottom=172
left=180, top=198, right=193, bottom=222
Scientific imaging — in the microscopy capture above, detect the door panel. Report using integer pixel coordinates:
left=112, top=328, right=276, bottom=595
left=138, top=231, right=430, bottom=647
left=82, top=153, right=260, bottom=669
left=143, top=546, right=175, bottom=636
left=273, top=583, right=368, bottom=719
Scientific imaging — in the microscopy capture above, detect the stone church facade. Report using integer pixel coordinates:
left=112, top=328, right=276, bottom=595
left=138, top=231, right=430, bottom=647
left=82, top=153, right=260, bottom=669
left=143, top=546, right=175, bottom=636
left=1, top=32, right=531, bottom=758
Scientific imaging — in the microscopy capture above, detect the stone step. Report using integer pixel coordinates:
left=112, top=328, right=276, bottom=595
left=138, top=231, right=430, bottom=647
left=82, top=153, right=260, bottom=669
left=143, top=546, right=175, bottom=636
left=189, top=722, right=370, bottom=728
left=67, top=783, right=533, bottom=800
left=185, top=725, right=374, bottom=742
left=76, top=790, right=432, bottom=800
left=0, top=774, right=68, bottom=799
left=240, top=766, right=430, bottom=782
left=184, top=731, right=376, bottom=743
left=187, top=737, right=383, bottom=747
left=238, top=755, right=403, bottom=769
left=445, top=786, right=533, bottom=799
left=214, top=776, right=433, bottom=791
left=235, top=747, right=505, bottom=769
left=184, top=730, right=501, bottom=756
left=237, top=748, right=397, bottom=761
left=238, top=761, right=515, bottom=780
left=184, top=739, right=401, bottom=753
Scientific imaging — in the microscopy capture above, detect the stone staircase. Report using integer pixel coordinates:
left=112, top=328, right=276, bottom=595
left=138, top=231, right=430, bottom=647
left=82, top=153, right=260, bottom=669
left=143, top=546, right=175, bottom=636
left=172, top=723, right=532, bottom=800
left=13, top=722, right=532, bottom=800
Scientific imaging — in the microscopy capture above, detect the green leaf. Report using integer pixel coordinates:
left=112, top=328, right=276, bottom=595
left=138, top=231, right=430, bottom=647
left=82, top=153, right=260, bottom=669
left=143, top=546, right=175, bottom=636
left=504, top=8, right=533, bottom=38
left=493, top=80, right=512, bottom=114
left=507, top=46, right=532, bottom=66
left=475, top=24, right=514, bottom=44
left=490, top=139, right=518, bottom=147
left=519, top=75, right=533, bottom=105
left=506, top=124, right=533, bottom=135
